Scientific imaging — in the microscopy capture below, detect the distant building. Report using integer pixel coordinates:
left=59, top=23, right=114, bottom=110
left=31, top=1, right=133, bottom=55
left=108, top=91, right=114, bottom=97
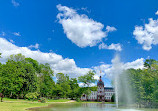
left=80, top=76, right=115, bottom=102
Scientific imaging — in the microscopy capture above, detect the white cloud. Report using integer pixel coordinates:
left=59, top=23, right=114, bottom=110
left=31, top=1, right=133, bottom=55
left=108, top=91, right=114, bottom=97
left=133, top=18, right=158, bottom=51
left=93, top=57, right=144, bottom=79
left=13, top=32, right=21, bottom=36
left=106, top=26, right=117, bottom=32
left=123, top=58, right=144, bottom=70
left=78, top=83, right=96, bottom=87
left=0, top=38, right=90, bottom=78
left=0, top=38, right=145, bottom=81
left=11, top=0, right=20, bottom=7
left=56, top=4, right=116, bottom=48
left=9, top=39, right=15, bottom=43
left=99, top=43, right=122, bottom=51
left=28, top=43, right=39, bottom=49
left=155, top=10, right=158, bottom=15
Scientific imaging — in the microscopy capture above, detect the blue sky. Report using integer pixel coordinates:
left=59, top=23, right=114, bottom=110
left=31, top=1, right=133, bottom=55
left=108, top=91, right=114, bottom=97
left=0, top=0, right=158, bottom=86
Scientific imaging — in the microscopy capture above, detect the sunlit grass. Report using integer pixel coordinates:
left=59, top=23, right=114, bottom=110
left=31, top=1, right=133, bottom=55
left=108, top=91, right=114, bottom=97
left=0, top=102, right=49, bottom=111
left=47, top=99, right=71, bottom=102
left=0, top=98, right=72, bottom=111
left=78, top=101, right=115, bottom=104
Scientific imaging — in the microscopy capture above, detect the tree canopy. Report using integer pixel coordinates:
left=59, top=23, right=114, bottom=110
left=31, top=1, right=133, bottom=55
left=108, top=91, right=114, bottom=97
left=0, top=53, right=96, bottom=100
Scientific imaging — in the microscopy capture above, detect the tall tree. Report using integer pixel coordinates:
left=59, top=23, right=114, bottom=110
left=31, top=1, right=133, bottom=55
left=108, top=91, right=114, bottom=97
left=55, top=73, right=71, bottom=98
left=78, top=70, right=96, bottom=87
left=78, top=70, right=96, bottom=100
left=38, top=63, right=55, bottom=98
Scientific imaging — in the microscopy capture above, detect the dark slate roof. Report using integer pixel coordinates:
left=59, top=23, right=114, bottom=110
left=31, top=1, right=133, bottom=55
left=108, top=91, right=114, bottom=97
left=97, top=81, right=104, bottom=86
left=104, top=87, right=114, bottom=90
left=97, top=76, right=104, bottom=86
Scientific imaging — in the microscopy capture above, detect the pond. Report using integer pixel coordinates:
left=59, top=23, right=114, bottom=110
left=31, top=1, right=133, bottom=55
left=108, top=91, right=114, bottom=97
left=33, top=103, right=158, bottom=111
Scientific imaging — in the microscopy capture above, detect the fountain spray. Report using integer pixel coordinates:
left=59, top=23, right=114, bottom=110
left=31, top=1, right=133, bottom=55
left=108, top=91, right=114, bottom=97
left=111, top=54, right=134, bottom=108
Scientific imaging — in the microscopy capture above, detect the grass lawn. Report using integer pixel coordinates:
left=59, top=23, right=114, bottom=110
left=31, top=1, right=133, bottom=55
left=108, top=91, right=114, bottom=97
left=0, top=102, right=49, bottom=111
left=47, top=99, right=71, bottom=102
left=79, top=101, right=115, bottom=104
left=0, top=98, right=72, bottom=111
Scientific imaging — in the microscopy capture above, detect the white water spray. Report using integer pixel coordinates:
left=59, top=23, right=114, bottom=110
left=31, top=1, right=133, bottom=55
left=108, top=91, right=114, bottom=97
left=111, top=54, right=123, bottom=108
left=111, top=54, right=133, bottom=108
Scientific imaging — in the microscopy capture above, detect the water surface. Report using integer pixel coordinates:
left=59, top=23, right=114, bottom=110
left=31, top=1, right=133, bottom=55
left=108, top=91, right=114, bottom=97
left=34, top=103, right=158, bottom=111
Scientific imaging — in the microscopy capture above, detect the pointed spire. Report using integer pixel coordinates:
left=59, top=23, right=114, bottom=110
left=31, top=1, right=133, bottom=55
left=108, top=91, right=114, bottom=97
left=99, top=76, right=102, bottom=81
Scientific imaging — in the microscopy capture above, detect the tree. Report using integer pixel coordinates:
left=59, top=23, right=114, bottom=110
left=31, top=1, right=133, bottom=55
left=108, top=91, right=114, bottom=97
left=38, top=63, right=55, bottom=98
left=0, top=54, right=38, bottom=98
left=78, top=70, right=96, bottom=100
left=144, top=59, right=157, bottom=68
left=56, top=73, right=67, bottom=84
left=78, top=70, right=96, bottom=87
left=69, top=78, right=80, bottom=99
left=127, top=59, right=158, bottom=108
left=55, top=73, right=71, bottom=98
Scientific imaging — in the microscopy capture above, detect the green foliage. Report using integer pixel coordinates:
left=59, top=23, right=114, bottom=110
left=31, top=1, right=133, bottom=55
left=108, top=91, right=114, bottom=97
left=76, top=98, right=81, bottom=102
left=78, top=71, right=96, bottom=100
left=127, top=59, right=158, bottom=108
left=55, top=73, right=72, bottom=98
left=0, top=53, right=55, bottom=99
left=78, top=70, right=96, bottom=87
left=38, top=63, right=55, bottom=98
left=111, top=94, right=115, bottom=102
left=39, top=97, right=46, bottom=103
left=25, top=92, right=39, bottom=101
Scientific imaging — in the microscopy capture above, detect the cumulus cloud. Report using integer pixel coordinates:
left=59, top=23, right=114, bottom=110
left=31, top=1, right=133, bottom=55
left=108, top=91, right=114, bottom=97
left=9, top=39, right=15, bottom=43
left=99, top=43, right=122, bottom=51
left=28, top=43, right=39, bottom=49
left=106, top=26, right=117, bottom=32
left=0, top=37, right=144, bottom=81
left=93, top=57, right=144, bottom=79
left=11, top=0, right=20, bottom=7
left=13, top=32, right=21, bottom=36
left=0, top=38, right=90, bottom=78
left=56, top=4, right=117, bottom=48
left=155, top=10, right=158, bottom=15
left=133, top=17, right=158, bottom=50
left=78, top=83, right=96, bottom=87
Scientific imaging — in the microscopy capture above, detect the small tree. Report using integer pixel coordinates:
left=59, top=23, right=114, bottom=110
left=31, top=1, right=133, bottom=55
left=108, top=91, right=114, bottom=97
left=25, top=92, right=39, bottom=101
left=78, top=70, right=96, bottom=100
left=111, top=94, right=115, bottom=102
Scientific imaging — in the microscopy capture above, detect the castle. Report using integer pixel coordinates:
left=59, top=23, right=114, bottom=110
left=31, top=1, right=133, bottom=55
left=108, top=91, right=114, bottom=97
left=81, top=76, right=115, bottom=102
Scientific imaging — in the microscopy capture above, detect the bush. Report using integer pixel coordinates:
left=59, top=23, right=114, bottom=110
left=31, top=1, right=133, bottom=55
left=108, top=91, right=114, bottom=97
left=111, top=94, right=115, bottom=102
left=39, top=97, right=46, bottom=103
left=25, top=92, right=39, bottom=101
left=76, top=98, right=81, bottom=102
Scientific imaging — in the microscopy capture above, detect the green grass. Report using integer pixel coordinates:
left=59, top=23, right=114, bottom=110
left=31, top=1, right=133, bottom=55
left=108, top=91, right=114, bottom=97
left=78, top=101, right=115, bottom=104
left=47, top=99, right=71, bottom=102
left=0, top=98, right=72, bottom=111
left=0, top=98, right=115, bottom=111
left=3, top=98, right=30, bottom=102
left=3, top=98, right=71, bottom=103
left=0, top=102, right=49, bottom=111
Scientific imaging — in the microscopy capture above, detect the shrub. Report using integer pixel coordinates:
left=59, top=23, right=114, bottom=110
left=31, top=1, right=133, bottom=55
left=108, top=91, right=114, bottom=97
left=39, top=97, right=46, bottom=103
left=25, top=92, right=39, bottom=101
left=76, top=98, right=81, bottom=102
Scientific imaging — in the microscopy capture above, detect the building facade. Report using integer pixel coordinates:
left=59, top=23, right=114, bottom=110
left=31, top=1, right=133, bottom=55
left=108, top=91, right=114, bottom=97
left=81, top=76, right=115, bottom=102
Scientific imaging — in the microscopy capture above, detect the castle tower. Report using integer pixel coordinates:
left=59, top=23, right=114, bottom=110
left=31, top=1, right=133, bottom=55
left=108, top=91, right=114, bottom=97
left=97, top=76, right=105, bottom=101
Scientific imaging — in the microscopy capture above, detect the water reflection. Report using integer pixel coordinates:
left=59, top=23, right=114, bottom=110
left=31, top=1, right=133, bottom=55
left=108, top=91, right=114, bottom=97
left=34, top=103, right=158, bottom=111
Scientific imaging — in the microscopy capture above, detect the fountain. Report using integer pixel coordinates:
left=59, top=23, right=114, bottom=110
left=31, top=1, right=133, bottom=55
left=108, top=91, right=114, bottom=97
left=111, top=54, right=134, bottom=108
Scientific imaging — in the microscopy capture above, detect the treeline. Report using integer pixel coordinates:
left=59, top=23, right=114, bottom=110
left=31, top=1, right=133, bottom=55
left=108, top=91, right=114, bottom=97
left=0, top=53, right=96, bottom=100
left=125, top=59, right=158, bottom=108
